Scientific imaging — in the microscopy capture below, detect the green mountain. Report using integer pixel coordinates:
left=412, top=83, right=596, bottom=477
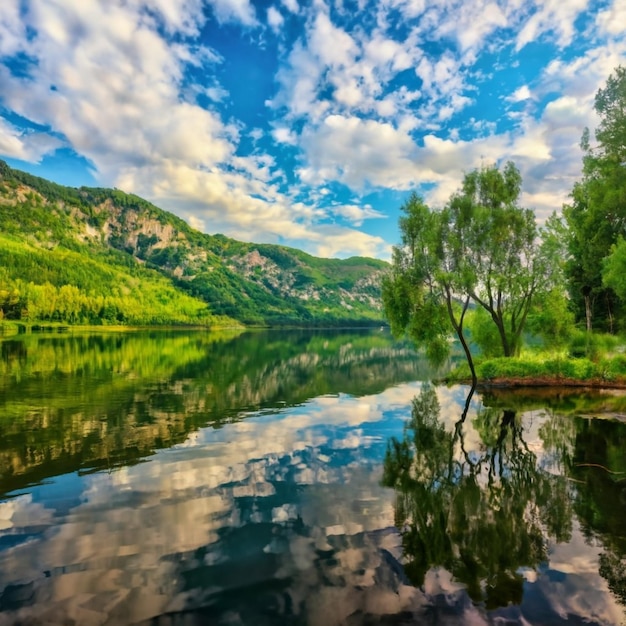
left=0, top=160, right=388, bottom=327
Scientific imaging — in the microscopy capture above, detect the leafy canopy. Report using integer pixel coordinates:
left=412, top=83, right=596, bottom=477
left=383, top=161, right=556, bottom=379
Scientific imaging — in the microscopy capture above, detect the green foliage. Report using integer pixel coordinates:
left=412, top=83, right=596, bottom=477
left=0, top=234, right=224, bottom=326
left=564, top=66, right=626, bottom=332
left=452, top=162, right=551, bottom=357
left=526, top=288, right=576, bottom=349
left=567, top=331, right=595, bottom=358
left=603, top=236, right=626, bottom=308
left=594, top=66, right=626, bottom=163
left=382, top=193, right=459, bottom=369
left=598, top=353, right=626, bottom=381
left=467, top=307, right=504, bottom=357
left=384, top=162, right=558, bottom=384
left=567, top=329, right=619, bottom=360
left=478, top=357, right=545, bottom=380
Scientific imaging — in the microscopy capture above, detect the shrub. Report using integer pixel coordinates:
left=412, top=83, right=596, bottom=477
left=600, top=354, right=626, bottom=381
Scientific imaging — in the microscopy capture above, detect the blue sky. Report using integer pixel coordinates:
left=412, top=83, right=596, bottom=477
left=0, top=0, right=624, bottom=259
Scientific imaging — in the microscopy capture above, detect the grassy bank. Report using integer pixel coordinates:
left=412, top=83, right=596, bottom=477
left=446, top=349, right=626, bottom=388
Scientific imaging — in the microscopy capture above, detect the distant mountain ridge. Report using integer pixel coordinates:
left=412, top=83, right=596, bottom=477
left=0, top=160, right=388, bottom=326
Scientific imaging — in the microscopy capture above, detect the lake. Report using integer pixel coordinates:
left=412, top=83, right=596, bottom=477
left=0, top=329, right=625, bottom=625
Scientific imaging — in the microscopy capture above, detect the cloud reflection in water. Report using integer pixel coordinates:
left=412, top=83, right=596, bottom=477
left=0, top=383, right=625, bottom=625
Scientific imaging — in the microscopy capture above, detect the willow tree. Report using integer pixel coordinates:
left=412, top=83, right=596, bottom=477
left=383, top=162, right=550, bottom=382
left=382, top=192, right=478, bottom=383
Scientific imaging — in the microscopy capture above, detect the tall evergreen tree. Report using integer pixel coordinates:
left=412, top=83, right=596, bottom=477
left=564, top=66, right=626, bottom=332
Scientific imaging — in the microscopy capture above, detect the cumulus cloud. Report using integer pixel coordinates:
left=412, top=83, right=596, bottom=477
left=298, top=115, right=420, bottom=189
left=270, top=6, right=424, bottom=123
left=0, top=0, right=27, bottom=57
left=115, top=159, right=390, bottom=258
left=429, top=0, right=508, bottom=61
left=0, top=118, right=63, bottom=162
left=208, top=0, right=258, bottom=26
left=515, top=0, right=590, bottom=50
left=267, top=5, right=285, bottom=32
left=272, top=126, right=299, bottom=144
left=302, top=224, right=391, bottom=258
left=596, top=0, right=626, bottom=36
left=0, top=0, right=232, bottom=178
left=282, top=0, right=300, bottom=13
left=506, top=84, right=532, bottom=103
left=0, top=0, right=393, bottom=258
left=0, top=0, right=624, bottom=260
left=330, top=203, right=387, bottom=226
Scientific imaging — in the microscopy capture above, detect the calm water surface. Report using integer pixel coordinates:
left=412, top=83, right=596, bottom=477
left=0, top=329, right=625, bottom=625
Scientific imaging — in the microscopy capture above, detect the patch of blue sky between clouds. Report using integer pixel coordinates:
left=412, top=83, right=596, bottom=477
left=0, top=0, right=624, bottom=259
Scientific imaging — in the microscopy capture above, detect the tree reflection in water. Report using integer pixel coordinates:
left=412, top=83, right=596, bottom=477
left=382, top=383, right=573, bottom=609
left=568, top=414, right=626, bottom=607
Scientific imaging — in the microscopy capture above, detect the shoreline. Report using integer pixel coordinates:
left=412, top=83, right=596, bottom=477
left=444, top=375, right=626, bottom=391
left=485, top=377, right=626, bottom=390
left=0, top=320, right=386, bottom=339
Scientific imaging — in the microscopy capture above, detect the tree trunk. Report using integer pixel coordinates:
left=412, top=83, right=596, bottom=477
left=606, top=292, right=614, bottom=334
left=494, top=315, right=512, bottom=357
left=584, top=295, right=592, bottom=333
left=457, top=323, right=477, bottom=386
left=444, top=290, right=477, bottom=386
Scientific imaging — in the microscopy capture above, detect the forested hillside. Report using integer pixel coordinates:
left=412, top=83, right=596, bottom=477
left=0, top=160, right=387, bottom=327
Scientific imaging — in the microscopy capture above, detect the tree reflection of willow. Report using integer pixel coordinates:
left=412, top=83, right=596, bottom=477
left=383, top=383, right=572, bottom=610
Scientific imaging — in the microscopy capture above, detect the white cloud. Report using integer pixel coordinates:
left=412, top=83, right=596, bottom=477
left=430, top=0, right=508, bottom=61
left=304, top=224, right=391, bottom=258
left=457, top=3, right=508, bottom=52
left=208, top=0, right=258, bottom=26
left=282, top=0, right=299, bottom=13
left=139, top=0, right=206, bottom=36
left=309, top=12, right=358, bottom=69
left=249, top=128, right=264, bottom=141
left=0, top=118, right=62, bottom=162
left=298, top=115, right=420, bottom=189
left=515, top=0, right=590, bottom=51
left=267, top=6, right=285, bottom=32
left=330, top=203, right=387, bottom=226
left=204, top=84, right=230, bottom=102
left=270, top=7, right=424, bottom=123
left=363, top=33, right=414, bottom=73
left=506, top=84, right=532, bottom=103
left=0, top=0, right=27, bottom=57
left=1, top=0, right=624, bottom=261
left=271, top=41, right=330, bottom=120
left=596, top=0, right=626, bottom=36
left=0, top=119, right=27, bottom=160
left=114, top=160, right=389, bottom=258
left=272, top=126, right=299, bottom=144
left=0, top=0, right=384, bottom=259
left=414, top=51, right=473, bottom=122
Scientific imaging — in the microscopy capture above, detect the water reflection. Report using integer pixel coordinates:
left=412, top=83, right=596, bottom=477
left=0, top=381, right=426, bottom=625
left=384, top=383, right=626, bottom=624
left=0, top=332, right=626, bottom=625
left=0, top=329, right=430, bottom=495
